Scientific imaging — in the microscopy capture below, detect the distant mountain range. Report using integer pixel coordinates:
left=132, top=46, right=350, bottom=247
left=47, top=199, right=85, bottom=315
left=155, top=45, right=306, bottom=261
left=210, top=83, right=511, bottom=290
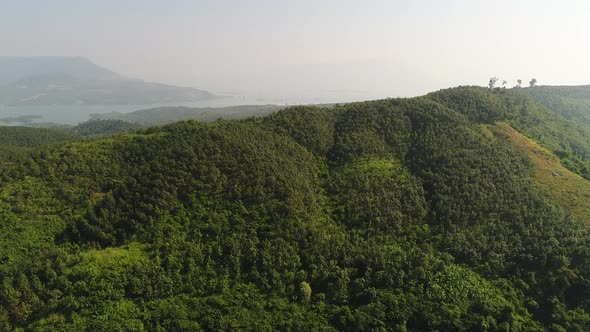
left=0, top=56, right=218, bottom=105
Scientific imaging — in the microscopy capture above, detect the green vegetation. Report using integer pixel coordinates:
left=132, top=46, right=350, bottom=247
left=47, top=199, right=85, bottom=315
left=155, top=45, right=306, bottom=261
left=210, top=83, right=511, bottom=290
left=433, top=86, right=590, bottom=180
left=90, top=105, right=290, bottom=126
left=520, top=85, right=590, bottom=127
left=487, top=122, right=590, bottom=223
left=70, top=119, right=143, bottom=136
left=3, top=87, right=590, bottom=330
left=0, top=126, right=78, bottom=161
left=0, top=126, right=76, bottom=147
left=89, top=104, right=339, bottom=127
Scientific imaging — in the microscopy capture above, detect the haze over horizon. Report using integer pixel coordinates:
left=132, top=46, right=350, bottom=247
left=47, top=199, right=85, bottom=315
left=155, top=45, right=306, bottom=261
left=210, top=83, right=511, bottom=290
left=3, top=0, right=590, bottom=102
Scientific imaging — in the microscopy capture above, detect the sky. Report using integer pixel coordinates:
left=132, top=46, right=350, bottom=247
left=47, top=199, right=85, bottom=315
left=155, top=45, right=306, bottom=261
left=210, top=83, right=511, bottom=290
left=2, top=0, right=590, bottom=102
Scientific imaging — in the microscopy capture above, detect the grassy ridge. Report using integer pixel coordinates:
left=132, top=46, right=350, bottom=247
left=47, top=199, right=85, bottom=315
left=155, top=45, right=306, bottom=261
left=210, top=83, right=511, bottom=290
left=488, top=122, right=590, bottom=223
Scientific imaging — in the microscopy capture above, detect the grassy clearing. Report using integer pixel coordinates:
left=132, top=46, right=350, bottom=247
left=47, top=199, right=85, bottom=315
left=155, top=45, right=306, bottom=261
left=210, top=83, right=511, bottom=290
left=488, top=122, right=590, bottom=223
left=75, top=242, right=149, bottom=274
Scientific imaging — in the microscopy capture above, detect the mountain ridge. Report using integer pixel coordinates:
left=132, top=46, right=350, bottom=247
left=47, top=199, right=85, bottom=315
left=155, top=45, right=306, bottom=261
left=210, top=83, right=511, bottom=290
left=0, top=56, right=120, bottom=84
left=0, top=56, right=218, bottom=105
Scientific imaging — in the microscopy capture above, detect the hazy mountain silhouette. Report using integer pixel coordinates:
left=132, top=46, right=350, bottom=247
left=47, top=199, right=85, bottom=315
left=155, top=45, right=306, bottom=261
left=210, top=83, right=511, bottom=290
left=0, top=56, right=217, bottom=105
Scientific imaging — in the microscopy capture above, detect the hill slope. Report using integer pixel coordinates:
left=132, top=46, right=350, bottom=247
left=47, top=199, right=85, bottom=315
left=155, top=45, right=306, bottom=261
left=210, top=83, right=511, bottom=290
left=432, top=86, right=590, bottom=179
left=89, top=105, right=287, bottom=125
left=0, top=126, right=78, bottom=161
left=519, top=85, right=590, bottom=128
left=487, top=122, right=590, bottom=223
left=2, top=87, right=590, bottom=330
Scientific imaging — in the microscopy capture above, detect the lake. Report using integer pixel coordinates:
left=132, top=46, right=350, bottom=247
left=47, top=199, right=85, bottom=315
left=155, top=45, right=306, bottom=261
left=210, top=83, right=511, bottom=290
left=0, top=96, right=324, bottom=125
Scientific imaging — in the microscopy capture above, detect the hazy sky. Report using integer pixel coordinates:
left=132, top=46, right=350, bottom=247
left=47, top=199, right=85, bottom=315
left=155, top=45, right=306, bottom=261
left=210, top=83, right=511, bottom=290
left=2, top=0, right=590, bottom=102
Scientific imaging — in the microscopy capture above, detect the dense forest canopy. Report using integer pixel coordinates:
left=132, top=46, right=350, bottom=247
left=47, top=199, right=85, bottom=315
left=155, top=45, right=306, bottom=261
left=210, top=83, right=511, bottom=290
left=3, top=86, right=590, bottom=330
left=520, top=85, right=590, bottom=128
left=88, top=105, right=288, bottom=126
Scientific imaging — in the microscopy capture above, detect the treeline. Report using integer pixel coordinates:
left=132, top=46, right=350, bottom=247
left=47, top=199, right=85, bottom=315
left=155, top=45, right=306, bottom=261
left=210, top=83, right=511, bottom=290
left=0, top=126, right=78, bottom=162
left=432, top=86, right=590, bottom=178
left=0, top=120, right=141, bottom=161
left=69, top=119, right=143, bottom=137
left=88, top=105, right=287, bottom=126
left=2, top=87, right=590, bottom=330
left=519, top=85, right=590, bottom=129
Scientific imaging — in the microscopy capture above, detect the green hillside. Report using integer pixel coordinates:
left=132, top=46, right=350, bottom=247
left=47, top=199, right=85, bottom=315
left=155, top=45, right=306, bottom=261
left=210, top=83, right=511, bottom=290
left=0, top=126, right=78, bottom=161
left=487, top=122, right=590, bottom=223
left=89, top=105, right=286, bottom=126
left=69, top=119, right=143, bottom=137
left=433, top=86, right=590, bottom=179
left=3, top=87, right=590, bottom=330
left=519, top=85, right=590, bottom=127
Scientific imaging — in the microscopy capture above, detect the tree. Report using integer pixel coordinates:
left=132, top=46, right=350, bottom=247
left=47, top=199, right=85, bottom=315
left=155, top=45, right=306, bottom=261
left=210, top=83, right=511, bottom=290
left=299, top=281, right=312, bottom=304
left=488, top=77, right=499, bottom=89
left=517, top=79, right=523, bottom=88
left=502, top=80, right=508, bottom=88
left=530, top=78, right=537, bottom=87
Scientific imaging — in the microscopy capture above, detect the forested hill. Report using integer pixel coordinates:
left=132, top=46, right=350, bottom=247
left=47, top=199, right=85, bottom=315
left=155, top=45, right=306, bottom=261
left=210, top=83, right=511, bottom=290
left=519, top=85, right=590, bottom=128
left=88, top=105, right=287, bottom=126
left=4, top=86, right=590, bottom=330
